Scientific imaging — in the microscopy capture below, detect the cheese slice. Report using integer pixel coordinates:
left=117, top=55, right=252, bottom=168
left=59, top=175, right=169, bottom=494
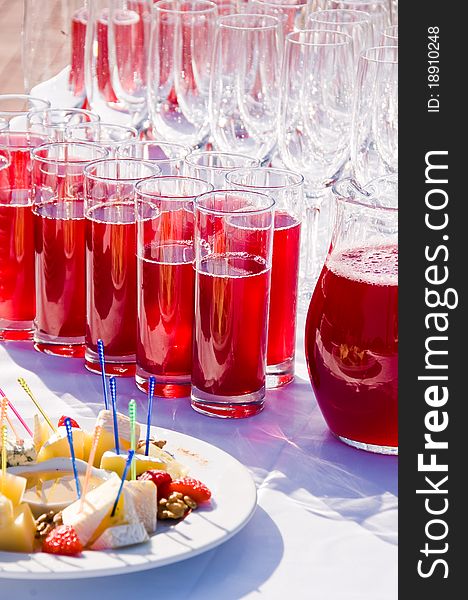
left=33, top=414, right=52, bottom=453
left=0, top=472, right=27, bottom=505
left=0, top=493, right=14, bottom=528
left=37, top=426, right=85, bottom=462
left=92, top=410, right=141, bottom=467
left=0, top=504, right=36, bottom=553
left=126, top=480, right=157, bottom=534
left=90, top=522, right=149, bottom=550
left=100, top=450, right=167, bottom=480
left=61, top=475, right=121, bottom=546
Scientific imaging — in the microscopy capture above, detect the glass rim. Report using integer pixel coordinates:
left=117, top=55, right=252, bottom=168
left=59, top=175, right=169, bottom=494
left=31, top=141, right=109, bottom=165
left=0, top=130, right=51, bottom=149
left=185, top=151, right=259, bottom=170
left=218, top=13, right=281, bottom=31
left=0, top=94, right=50, bottom=116
left=286, top=29, right=353, bottom=47
left=359, top=44, right=398, bottom=64
left=66, top=121, right=138, bottom=134
left=27, top=107, right=100, bottom=123
left=83, top=158, right=160, bottom=182
left=225, top=167, right=304, bottom=189
left=154, top=0, right=218, bottom=15
left=251, top=0, right=308, bottom=8
left=116, top=139, right=191, bottom=159
left=195, top=189, right=276, bottom=216
left=308, top=8, right=373, bottom=26
left=330, top=0, right=386, bottom=6
left=333, top=175, right=398, bottom=214
left=136, top=175, right=214, bottom=200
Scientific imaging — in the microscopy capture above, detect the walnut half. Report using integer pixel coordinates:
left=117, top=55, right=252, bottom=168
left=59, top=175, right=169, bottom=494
left=158, top=492, right=198, bottom=520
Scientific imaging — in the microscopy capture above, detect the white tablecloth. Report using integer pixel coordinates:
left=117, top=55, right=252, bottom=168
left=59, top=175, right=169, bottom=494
left=0, top=316, right=397, bottom=599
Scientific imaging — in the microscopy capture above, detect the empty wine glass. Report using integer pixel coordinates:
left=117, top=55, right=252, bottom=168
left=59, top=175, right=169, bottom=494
left=351, top=45, right=398, bottom=185
left=27, top=108, right=100, bottom=141
left=185, top=150, right=260, bottom=187
left=148, top=0, right=218, bottom=147
left=307, top=9, right=373, bottom=63
left=209, top=14, right=283, bottom=162
left=250, top=0, right=309, bottom=35
left=22, top=0, right=86, bottom=106
left=326, top=1, right=391, bottom=42
left=381, top=24, right=398, bottom=45
left=116, top=140, right=191, bottom=174
left=0, top=95, right=50, bottom=130
left=278, top=29, right=355, bottom=296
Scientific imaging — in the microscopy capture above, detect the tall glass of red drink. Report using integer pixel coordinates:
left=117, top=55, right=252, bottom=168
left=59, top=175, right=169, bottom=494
left=226, top=167, right=304, bottom=388
left=192, top=190, right=275, bottom=418
left=305, top=175, right=398, bottom=454
left=135, top=176, right=213, bottom=397
left=84, top=158, right=160, bottom=376
left=31, top=142, right=109, bottom=356
left=0, top=131, right=50, bottom=341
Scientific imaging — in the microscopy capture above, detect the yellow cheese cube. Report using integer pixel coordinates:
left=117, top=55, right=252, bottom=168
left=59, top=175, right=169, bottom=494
left=37, top=427, right=85, bottom=462
left=83, top=430, right=94, bottom=462
left=0, top=493, right=14, bottom=528
left=93, top=410, right=141, bottom=467
left=0, top=472, right=27, bottom=505
left=100, top=451, right=167, bottom=480
left=0, top=504, right=36, bottom=553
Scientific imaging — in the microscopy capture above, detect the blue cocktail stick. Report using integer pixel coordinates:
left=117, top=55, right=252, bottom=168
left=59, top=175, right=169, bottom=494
left=145, top=376, right=155, bottom=456
left=65, top=417, right=81, bottom=499
left=110, top=450, right=134, bottom=517
left=109, top=376, right=120, bottom=455
left=97, top=339, right=109, bottom=410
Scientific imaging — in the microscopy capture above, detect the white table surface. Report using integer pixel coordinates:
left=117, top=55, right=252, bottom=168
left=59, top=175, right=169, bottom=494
left=0, top=315, right=397, bottom=599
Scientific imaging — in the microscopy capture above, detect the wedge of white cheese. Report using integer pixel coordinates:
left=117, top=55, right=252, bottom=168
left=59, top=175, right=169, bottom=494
left=90, top=522, right=149, bottom=550
left=126, top=480, right=157, bottom=534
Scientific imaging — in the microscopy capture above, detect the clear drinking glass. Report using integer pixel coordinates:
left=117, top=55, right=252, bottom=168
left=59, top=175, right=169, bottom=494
left=31, top=142, right=109, bottom=356
left=148, top=0, right=218, bottom=147
left=116, top=140, right=191, bottom=175
left=70, top=4, right=89, bottom=100
left=0, top=95, right=50, bottom=130
left=84, top=158, right=160, bottom=375
left=22, top=0, right=86, bottom=106
left=65, top=122, right=138, bottom=155
left=381, top=24, right=398, bottom=45
left=0, top=131, right=50, bottom=340
left=135, top=176, right=214, bottom=396
left=27, top=108, right=100, bottom=142
left=307, top=9, right=374, bottom=63
left=225, top=167, right=303, bottom=387
left=305, top=175, right=398, bottom=454
left=209, top=14, right=282, bottom=162
left=326, top=0, right=391, bottom=42
left=185, top=151, right=260, bottom=188
left=278, top=29, right=355, bottom=294
left=191, top=190, right=275, bottom=418
left=250, top=0, right=308, bottom=35
left=351, top=45, right=398, bottom=185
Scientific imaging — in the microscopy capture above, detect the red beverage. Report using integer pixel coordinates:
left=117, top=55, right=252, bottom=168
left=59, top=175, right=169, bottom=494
left=305, top=244, right=398, bottom=449
left=86, top=202, right=137, bottom=373
left=116, top=4, right=147, bottom=94
left=0, top=139, right=41, bottom=339
left=33, top=200, right=86, bottom=353
left=192, top=253, right=270, bottom=400
left=96, top=15, right=119, bottom=104
left=136, top=241, right=194, bottom=394
left=69, top=7, right=88, bottom=97
left=267, top=212, right=301, bottom=370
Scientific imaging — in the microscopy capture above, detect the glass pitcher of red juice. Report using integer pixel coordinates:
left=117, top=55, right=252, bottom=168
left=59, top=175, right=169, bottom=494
left=305, top=175, right=398, bottom=455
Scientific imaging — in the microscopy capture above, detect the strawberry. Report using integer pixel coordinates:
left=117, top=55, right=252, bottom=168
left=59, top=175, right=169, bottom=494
left=138, top=470, right=172, bottom=500
left=42, top=525, right=83, bottom=556
left=57, top=416, right=80, bottom=429
left=168, top=477, right=211, bottom=504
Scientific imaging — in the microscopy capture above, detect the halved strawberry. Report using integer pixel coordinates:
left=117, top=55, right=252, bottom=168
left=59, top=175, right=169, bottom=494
left=57, top=416, right=80, bottom=429
left=168, top=477, right=211, bottom=504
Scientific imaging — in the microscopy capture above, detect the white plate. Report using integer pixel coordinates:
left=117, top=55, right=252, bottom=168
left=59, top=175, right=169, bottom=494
left=0, top=418, right=257, bottom=579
